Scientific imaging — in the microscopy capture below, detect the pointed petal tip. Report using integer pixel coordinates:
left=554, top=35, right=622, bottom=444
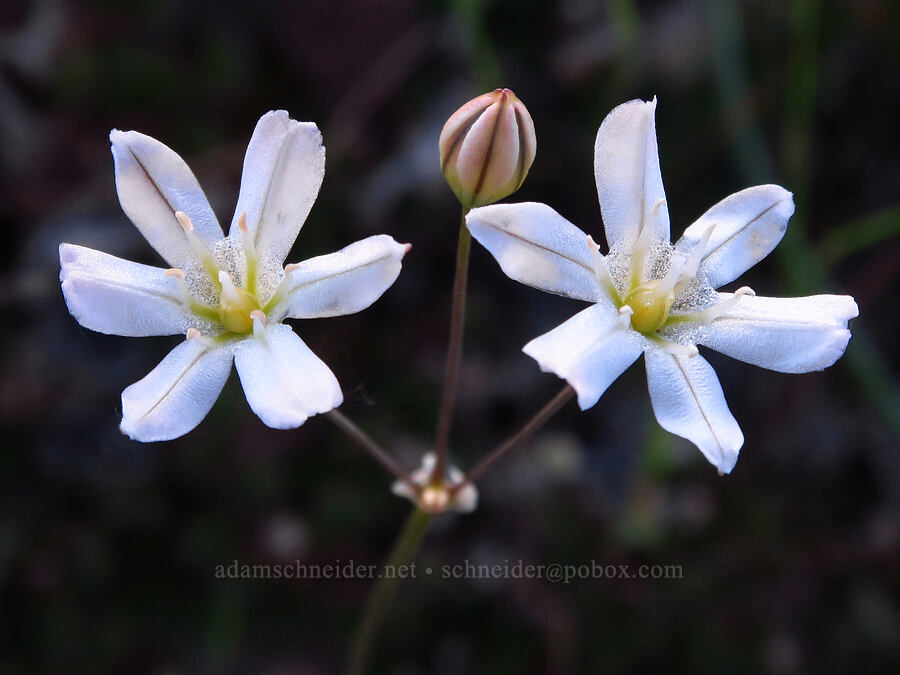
left=575, top=388, right=596, bottom=411
left=58, top=241, right=76, bottom=265
left=714, top=452, right=739, bottom=476
left=262, top=109, right=290, bottom=121
left=109, top=128, right=143, bottom=148
left=118, top=420, right=136, bottom=441
left=118, top=414, right=160, bottom=443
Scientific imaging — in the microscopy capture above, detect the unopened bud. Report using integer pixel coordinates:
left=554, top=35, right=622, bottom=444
left=439, top=88, right=536, bottom=210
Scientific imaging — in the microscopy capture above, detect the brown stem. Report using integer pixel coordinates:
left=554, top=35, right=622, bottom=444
left=326, top=409, right=414, bottom=491
left=432, top=210, right=471, bottom=482
left=459, top=384, right=576, bottom=487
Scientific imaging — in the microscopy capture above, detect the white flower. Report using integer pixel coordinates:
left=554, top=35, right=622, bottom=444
left=466, top=98, right=858, bottom=474
left=60, top=111, right=409, bottom=442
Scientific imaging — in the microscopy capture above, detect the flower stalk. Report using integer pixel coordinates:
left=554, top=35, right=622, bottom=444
left=345, top=507, right=432, bottom=675
left=457, top=384, right=575, bottom=489
left=431, top=209, right=472, bottom=484
left=326, top=409, right=415, bottom=492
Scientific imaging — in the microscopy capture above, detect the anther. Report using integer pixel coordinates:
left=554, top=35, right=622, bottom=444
left=617, top=304, right=634, bottom=328
left=166, top=267, right=193, bottom=305
left=186, top=327, right=217, bottom=348
left=175, top=210, right=220, bottom=286
left=175, top=210, right=194, bottom=232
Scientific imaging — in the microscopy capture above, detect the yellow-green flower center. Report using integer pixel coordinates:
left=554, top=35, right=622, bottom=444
left=218, top=285, right=261, bottom=334
left=624, top=281, right=673, bottom=335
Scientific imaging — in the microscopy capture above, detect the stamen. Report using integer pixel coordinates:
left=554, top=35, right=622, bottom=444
left=236, top=211, right=260, bottom=295
left=175, top=210, right=220, bottom=287
left=656, top=252, right=688, bottom=299
left=693, top=286, right=755, bottom=324
left=165, top=267, right=220, bottom=322
left=165, top=267, right=193, bottom=304
left=175, top=211, right=194, bottom=233
left=674, top=224, right=716, bottom=296
left=218, top=270, right=242, bottom=305
left=586, top=235, right=622, bottom=304
left=186, top=327, right=217, bottom=348
left=631, top=199, right=667, bottom=287
left=617, top=304, right=634, bottom=328
left=250, top=310, right=267, bottom=339
left=651, top=198, right=666, bottom=216
left=654, top=339, right=699, bottom=359
left=261, top=263, right=300, bottom=317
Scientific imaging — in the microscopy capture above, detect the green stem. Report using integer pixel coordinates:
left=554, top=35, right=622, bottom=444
left=345, top=507, right=432, bottom=675
left=432, top=210, right=472, bottom=483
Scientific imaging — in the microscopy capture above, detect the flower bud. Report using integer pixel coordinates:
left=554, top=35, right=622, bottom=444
left=439, top=88, right=536, bottom=210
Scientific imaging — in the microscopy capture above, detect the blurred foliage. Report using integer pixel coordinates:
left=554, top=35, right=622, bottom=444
left=1, top=0, right=899, bottom=673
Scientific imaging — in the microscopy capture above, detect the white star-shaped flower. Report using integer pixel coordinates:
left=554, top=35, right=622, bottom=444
left=466, top=98, right=858, bottom=474
left=60, top=111, right=409, bottom=442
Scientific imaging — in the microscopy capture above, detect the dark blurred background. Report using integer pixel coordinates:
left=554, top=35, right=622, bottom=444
left=1, top=0, right=898, bottom=672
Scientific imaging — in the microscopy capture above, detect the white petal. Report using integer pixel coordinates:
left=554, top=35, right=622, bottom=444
left=523, top=304, right=643, bottom=409
left=645, top=348, right=744, bottom=474
left=466, top=202, right=603, bottom=302
left=278, top=235, right=408, bottom=319
left=679, top=185, right=794, bottom=289
left=229, top=111, right=325, bottom=263
left=120, top=340, right=233, bottom=442
left=700, top=293, right=858, bottom=373
left=594, top=97, right=670, bottom=251
left=234, top=324, right=342, bottom=429
left=60, top=243, right=191, bottom=337
left=110, top=129, right=222, bottom=267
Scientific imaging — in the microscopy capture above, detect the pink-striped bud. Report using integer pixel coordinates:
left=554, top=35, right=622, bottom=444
left=439, top=88, right=536, bottom=210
